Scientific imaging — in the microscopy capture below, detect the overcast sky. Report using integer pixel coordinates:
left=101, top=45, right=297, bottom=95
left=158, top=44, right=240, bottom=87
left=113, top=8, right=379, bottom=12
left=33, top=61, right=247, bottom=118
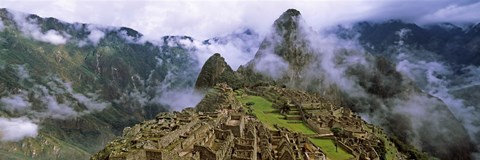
left=1, top=0, right=480, bottom=40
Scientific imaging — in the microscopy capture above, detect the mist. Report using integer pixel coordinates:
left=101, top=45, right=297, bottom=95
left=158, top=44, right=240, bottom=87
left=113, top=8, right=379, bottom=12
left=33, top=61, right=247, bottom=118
left=151, top=89, right=203, bottom=111
left=394, top=44, right=480, bottom=157
left=0, top=64, right=110, bottom=140
left=0, top=117, right=38, bottom=142
left=10, top=10, right=70, bottom=45
left=0, top=19, right=4, bottom=31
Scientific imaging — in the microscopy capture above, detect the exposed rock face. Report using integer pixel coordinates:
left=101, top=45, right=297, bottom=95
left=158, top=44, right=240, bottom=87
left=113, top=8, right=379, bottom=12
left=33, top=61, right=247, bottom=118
left=196, top=83, right=241, bottom=112
left=240, top=9, right=313, bottom=84
left=195, top=53, right=239, bottom=90
left=257, top=9, right=313, bottom=70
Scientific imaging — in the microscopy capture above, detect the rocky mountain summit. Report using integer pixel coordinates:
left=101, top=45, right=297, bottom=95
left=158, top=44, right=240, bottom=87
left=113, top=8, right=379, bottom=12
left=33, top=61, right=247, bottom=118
left=195, top=53, right=239, bottom=91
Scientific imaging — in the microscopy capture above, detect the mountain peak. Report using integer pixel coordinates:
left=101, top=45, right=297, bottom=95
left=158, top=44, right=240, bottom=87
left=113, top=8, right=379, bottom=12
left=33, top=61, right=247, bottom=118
left=194, top=53, right=239, bottom=91
left=280, top=8, right=301, bottom=18
left=249, top=8, right=311, bottom=75
left=274, top=9, right=302, bottom=32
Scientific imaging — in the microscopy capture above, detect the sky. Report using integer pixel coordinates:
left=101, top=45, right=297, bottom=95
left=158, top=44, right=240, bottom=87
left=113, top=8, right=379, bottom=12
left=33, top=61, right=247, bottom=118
left=1, top=0, right=480, bottom=40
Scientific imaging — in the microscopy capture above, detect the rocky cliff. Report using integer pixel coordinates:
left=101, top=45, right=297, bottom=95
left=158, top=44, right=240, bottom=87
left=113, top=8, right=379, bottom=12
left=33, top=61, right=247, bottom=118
left=194, top=53, right=239, bottom=91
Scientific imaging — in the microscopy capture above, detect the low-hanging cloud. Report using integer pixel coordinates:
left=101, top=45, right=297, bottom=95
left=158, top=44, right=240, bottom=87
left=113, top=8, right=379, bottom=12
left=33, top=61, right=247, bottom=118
left=10, top=9, right=70, bottom=45
left=395, top=51, right=480, bottom=156
left=165, top=29, right=261, bottom=70
left=151, top=89, right=203, bottom=111
left=0, top=19, right=4, bottom=31
left=2, top=1, right=480, bottom=40
left=0, top=117, right=38, bottom=142
left=3, top=64, right=109, bottom=120
left=0, top=91, right=31, bottom=113
left=419, top=1, right=480, bottom=24
left=86, top=25, right=105, bottom=45
left=253, top=51, right=289, bottom=80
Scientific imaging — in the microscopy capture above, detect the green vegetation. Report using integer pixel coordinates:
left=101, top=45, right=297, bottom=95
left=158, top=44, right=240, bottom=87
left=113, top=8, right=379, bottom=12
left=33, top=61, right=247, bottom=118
left=309, top=138, right=354, bottom=160
left=375, top=130, right=398, bottom=160
left=366, top=126, right=421, bottom=160
left=0, top=10, right=198, bottom=159
left=237, top=95, right=315, bottom=134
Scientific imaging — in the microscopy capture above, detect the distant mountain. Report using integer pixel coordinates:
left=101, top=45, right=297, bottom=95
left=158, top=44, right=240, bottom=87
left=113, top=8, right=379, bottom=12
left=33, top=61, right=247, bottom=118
left=341, top=20, right=480, bottom=66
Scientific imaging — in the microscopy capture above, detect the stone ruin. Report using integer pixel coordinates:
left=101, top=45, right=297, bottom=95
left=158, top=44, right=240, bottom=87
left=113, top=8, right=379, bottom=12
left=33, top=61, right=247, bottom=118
left=92, top=106, right=327, bottom=160
left=247, top=85, right=386, bottom=160
left=92, top=84, right=326, bottom=160
left=92, top=83, right=412, bottom=160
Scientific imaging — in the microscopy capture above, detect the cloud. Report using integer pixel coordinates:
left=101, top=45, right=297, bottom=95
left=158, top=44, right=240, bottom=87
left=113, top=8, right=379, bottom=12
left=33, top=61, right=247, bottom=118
left=150, top=89, right=203, bottom=111
left=0, top=91, right=31, bottom=112
left=253, top=51, right=289, bottom=80
left=62, top=83, right=108, bottom=113
left=14, top=64, right=30, bottom=81
left=0, top=19, right=4, bottom=31
left=86, top=25, right=105, bottom=45
left=164, top=30, right=261, bottom=70
left=395, top=51, right=480, bottom=154
left=10, top=9, right=70, bottom=45
left=0, top=117, right=38, bottom=142
left=5, top=65, right=109, bottom=119
left=2, top=0, right=479, bottom=40
left=419, top=2, right=480, bottom=24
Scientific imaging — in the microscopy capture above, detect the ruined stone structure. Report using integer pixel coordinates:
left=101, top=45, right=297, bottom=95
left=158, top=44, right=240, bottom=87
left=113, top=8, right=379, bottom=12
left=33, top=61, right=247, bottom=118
left=92, top=84, right=326, bottom=160
left=248, top=85, right=386, bottom=160
left=92, top=107, right=327, bottom=160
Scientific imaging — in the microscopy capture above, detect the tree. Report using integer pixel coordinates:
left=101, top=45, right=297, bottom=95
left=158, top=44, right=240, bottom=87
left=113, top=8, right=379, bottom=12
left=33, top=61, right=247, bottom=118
left=330, top=127, right=343, bottom=137
left=279, top=103, right=290, bottom=115
left=330, top=127, right=343, bottom=152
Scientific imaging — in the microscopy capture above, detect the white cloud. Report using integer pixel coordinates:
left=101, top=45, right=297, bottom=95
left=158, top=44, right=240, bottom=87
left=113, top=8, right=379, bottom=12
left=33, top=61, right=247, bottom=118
left=0, top=19, right=4, bottom=31
left=0, top=117, right=38, bottom=142
left=253, top=51, right=289, bottom=80
left=10, top=10, right=70, bottom=45
left=87, top=28, right=105, bottom=45
left=419, top=2, right=480, bottom=24
left=164, top=31, right=260, bottom=70
left=151, top=88, right=203, bottom=111
left=395, top=52, right=480, bottom=152
left=1, top=0, right=478, bottom=40
left=0, top=91, right=31, bottom=112
left=15, top=64, right=30, bottom=81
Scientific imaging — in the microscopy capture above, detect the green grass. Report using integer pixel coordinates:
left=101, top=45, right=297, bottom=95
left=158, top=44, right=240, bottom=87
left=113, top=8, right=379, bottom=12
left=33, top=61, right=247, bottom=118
left=373, top=128, right=398, bottom=160
left=309, top=138, right=354, bottom=160
left=237, top=96, right=315, bottom=134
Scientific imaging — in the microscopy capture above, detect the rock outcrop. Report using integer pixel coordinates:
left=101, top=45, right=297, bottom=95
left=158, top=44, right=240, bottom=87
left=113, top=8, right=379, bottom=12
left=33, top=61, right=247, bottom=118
left=194, top=53, right=239, bottom=91
left=196, top=83, right=241, bottom=112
